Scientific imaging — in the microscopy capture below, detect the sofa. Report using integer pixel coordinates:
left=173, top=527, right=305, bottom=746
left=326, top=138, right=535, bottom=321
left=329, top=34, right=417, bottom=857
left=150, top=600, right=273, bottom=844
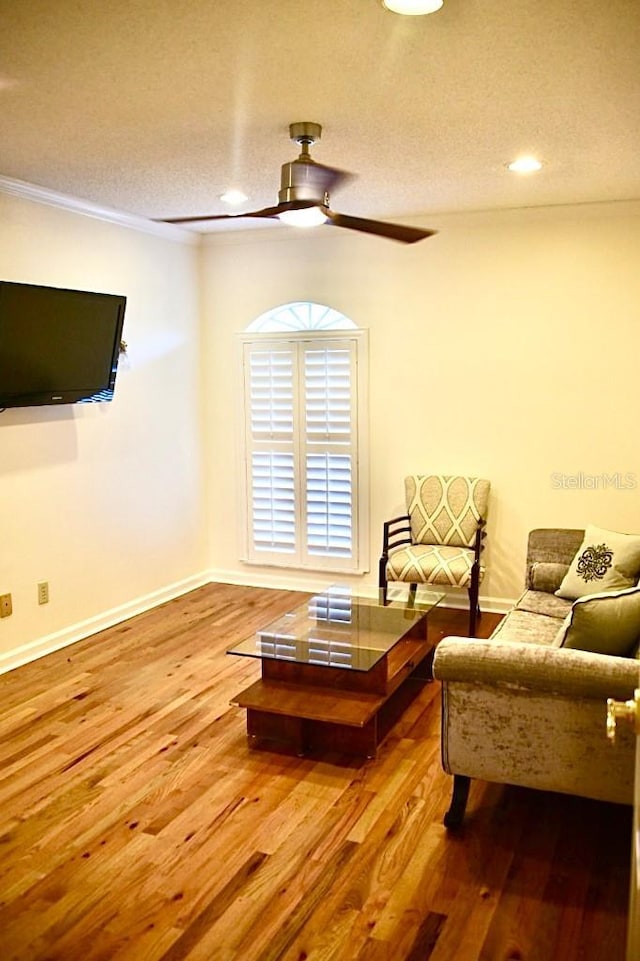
left=432, top=527, right=640, bottom=827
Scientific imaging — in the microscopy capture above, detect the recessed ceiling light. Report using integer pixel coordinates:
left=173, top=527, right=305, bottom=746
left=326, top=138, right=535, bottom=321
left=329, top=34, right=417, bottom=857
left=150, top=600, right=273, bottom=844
left=220, top=188, right=248, bottom=205
left=382, top=0, right=443, bottom=14
left=507, top=156, right=543, bottom=174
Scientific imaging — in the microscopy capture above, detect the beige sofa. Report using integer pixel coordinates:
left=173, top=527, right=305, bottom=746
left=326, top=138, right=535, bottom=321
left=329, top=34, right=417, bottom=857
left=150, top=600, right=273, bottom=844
left=432, top=528, right=639, bottom=827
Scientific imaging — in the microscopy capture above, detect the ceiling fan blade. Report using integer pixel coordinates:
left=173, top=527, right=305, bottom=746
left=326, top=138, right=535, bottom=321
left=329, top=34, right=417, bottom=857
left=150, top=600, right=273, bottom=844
left=156, top=123, right=435, bottom=242
left=325, top=209, right=436, bottom=244
left=303, top=161, right=354, bottom=195
left=156, top=200, right=318, bottom=225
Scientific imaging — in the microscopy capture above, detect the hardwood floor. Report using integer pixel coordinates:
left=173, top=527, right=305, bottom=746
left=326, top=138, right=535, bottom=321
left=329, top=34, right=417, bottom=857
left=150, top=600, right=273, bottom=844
left=0, top=584, right=631, bottom=960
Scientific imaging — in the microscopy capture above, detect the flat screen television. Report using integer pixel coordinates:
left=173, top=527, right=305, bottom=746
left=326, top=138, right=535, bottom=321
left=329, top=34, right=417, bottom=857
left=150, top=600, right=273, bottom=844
left=0, top=280, right=126, bottom=409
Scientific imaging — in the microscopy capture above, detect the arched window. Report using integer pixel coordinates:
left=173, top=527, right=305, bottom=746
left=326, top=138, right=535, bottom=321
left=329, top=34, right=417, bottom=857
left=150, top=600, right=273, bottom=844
left=239, top=302, right=369, bottom=573
left=246, top=302, right=357, bottom=333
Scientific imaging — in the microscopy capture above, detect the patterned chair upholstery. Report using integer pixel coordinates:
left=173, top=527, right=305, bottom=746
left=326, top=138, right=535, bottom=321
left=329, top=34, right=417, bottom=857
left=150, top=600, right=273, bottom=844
left=379, top=475, right=490, bottom=636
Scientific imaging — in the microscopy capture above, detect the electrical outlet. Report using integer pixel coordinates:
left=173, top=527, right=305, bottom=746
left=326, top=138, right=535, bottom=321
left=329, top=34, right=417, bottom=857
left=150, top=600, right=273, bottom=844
left=38, top=581, right=49, bottom=605
left=0, top=593, right=12, bottom=618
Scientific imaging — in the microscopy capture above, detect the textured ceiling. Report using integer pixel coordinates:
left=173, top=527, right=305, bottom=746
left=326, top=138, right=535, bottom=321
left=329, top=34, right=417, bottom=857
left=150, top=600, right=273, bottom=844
left=1, top=0, right=639, bottom=233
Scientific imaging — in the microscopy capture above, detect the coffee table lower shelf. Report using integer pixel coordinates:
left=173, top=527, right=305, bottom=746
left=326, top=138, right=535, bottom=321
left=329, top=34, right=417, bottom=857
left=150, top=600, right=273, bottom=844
left=231, top=641, right=434, bottom=758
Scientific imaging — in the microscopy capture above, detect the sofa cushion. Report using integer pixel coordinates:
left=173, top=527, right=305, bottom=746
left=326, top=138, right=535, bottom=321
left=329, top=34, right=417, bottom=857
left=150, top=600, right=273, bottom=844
left=491, top=609, right=562, bottom=647
left=555, top=525, right=640, bottom=600
left=530, top=562, right=569, bottom=594
left=555, top=586, right=640, bottom=656
left=515, top=589, right=573, bottom=619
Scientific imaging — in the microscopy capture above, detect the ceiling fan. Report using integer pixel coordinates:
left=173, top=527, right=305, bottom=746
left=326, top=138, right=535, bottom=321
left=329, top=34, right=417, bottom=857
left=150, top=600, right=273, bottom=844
left=157, top=122, right=436, bottom=244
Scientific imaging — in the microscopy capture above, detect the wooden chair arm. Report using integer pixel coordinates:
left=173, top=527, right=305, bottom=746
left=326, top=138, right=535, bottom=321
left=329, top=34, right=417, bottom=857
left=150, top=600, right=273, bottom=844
left=473, top=519, right=488, bottom=562
left=381, top=514, right=412, bottom=558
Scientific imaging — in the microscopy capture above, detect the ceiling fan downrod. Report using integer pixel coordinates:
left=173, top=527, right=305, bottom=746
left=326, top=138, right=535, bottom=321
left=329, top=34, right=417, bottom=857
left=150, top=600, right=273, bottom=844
left=289, top=121, right=322, bottom=154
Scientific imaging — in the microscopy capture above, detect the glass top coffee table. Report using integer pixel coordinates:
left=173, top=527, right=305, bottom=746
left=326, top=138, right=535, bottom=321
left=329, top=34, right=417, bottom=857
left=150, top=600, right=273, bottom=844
left=227, top=585, right=444, bottom=758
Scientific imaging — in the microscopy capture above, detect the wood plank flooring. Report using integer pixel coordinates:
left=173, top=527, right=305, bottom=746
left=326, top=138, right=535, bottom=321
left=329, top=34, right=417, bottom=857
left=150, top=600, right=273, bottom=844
left=0, top=584, right=631, bottom=960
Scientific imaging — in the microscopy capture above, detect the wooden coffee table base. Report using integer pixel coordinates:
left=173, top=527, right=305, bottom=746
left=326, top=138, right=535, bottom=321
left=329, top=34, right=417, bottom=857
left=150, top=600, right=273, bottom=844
left=231, top=622, right=433, bottom=758
left=246, top=708, right=381, bottom=758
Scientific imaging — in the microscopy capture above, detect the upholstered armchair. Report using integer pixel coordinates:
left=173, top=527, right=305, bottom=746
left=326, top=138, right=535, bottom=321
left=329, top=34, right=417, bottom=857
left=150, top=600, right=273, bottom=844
left=379, top=475, right=490, bottom=636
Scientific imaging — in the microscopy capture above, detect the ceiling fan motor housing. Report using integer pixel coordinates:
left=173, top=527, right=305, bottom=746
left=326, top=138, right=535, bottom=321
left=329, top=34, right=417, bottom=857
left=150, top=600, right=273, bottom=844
left=278, top=159, right=328, bottom=204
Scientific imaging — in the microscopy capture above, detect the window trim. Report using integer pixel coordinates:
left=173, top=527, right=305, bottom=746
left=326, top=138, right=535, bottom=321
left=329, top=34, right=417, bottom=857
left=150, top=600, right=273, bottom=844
left=237, top=327, right=370, bottom=575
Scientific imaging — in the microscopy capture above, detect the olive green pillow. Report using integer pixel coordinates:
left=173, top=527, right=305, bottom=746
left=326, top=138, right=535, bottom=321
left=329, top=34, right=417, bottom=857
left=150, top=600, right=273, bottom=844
left=555, top=586, right=640, bottom=656
left=555, top=525, right=640, bottom=601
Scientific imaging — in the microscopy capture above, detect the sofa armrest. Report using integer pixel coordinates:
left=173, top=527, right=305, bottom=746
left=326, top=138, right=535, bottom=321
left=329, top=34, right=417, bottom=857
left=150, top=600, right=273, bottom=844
left=433, top=636, right=638, bottom=701
left=433, top=636, right=637, bottom=807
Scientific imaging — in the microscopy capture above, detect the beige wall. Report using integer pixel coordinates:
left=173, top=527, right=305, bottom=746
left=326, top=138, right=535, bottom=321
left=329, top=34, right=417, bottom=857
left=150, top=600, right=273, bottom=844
left=0, top=193, right=208, bottom=670
left=1, top=193, right=638, bottom=671
left=200, top=202, right=640, bottom=605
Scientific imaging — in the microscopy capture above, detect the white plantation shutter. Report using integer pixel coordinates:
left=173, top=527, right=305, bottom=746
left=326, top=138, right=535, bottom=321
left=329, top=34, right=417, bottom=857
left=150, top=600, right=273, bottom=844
left=251, top=451, right=295, bottom=553
left=241, top=328, right=368, bottom=572
left=246, top=345, right=297, bottom=557
left=306, top=452, right=352, bottom=557
left=304, top=344, right=354, bottom=558
left=249, top=349, right=294, bottom=437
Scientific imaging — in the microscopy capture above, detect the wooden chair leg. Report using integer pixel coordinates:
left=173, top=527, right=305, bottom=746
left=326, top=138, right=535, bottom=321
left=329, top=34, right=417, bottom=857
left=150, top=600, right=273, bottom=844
left=378, top=557, right=388, bottom=605
left=468, top=592, right=476, bottom=636
left=443, top=774, right=471, bottom=829
left=468, top=579, right=481, bottom=636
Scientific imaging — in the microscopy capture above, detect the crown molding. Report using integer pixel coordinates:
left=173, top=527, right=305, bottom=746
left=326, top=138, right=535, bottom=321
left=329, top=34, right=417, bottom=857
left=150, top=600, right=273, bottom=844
left=4, top=174, right=637, bottom=249
left=0, top=175, right=198, bottom=245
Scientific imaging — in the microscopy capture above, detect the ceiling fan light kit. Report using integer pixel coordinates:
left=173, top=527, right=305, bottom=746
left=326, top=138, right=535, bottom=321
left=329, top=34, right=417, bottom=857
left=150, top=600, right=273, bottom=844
left=158, top=121, right=436, bottom=244
left=219, top=188, right=248, bottom=205
left=278, top=207, right=328, bottom=228
left=382, top=0, right=443, bottom=15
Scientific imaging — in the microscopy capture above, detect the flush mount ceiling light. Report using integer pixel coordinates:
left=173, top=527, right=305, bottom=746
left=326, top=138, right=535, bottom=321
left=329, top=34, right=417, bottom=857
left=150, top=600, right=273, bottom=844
left=507, top=156, right=543, bottom=174
left=382, top=0, right=443, bottom=14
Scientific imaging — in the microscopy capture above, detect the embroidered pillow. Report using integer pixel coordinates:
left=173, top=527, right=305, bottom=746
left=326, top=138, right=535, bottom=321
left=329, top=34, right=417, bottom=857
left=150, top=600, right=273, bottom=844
left=555, top=525, right=640, bottom=601
left=554, top=586, right=640, bottom=656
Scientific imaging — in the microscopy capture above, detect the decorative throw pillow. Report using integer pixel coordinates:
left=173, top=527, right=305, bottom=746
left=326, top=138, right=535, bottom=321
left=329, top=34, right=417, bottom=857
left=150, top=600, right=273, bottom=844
left=555, top=586, right=640, bottom=656
left=555, top=525, right=640, bottom=601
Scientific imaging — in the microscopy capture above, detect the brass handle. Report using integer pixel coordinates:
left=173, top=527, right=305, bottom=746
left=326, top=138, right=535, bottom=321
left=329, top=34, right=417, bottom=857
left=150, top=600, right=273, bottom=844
left=606, top=688, right=640, bottom=741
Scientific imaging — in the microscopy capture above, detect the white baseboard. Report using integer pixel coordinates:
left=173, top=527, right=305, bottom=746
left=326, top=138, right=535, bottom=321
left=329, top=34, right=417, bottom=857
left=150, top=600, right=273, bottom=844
left=0, top=571, right=211, bottom=676
left=207, top=567, right=333, bottom=594
left=0, top=571, right=515, bottom=676
left=207, top=567, right=516, bottom=615
left=438, top=593, right=515, bottom=616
